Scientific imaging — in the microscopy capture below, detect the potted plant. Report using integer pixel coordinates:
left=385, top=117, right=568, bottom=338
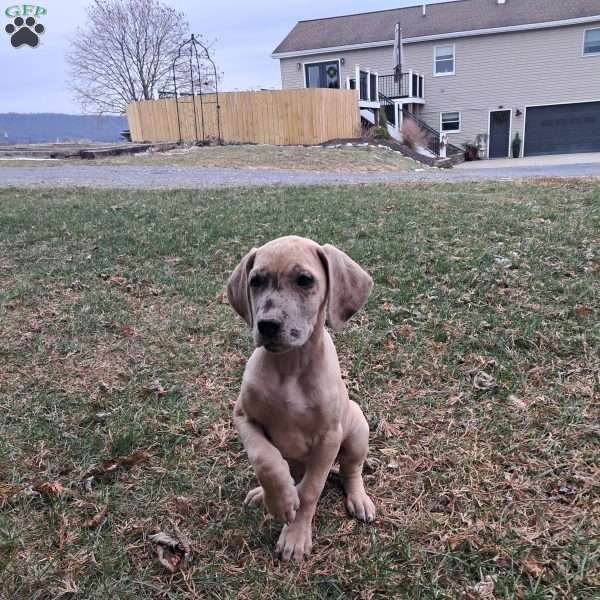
left=464, top=141, right=479, bottom=161
left=512, top=132, right=522, bottom=158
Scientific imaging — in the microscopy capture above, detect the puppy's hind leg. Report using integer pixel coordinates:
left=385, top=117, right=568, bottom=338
left=339, top=401, right=376, bottom=523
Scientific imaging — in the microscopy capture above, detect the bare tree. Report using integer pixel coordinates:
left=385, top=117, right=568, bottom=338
left=67, top=0, right=191, bottom=114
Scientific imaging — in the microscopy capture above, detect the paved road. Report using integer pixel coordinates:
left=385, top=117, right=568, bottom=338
left=1, top=162, right=600, bottom=188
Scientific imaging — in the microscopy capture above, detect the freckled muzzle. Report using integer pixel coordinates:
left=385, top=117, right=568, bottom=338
left=253, top=301, right=313, bottom=352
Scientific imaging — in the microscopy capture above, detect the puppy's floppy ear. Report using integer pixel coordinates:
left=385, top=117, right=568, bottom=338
left=318, top=244, right=373, bottom=331
left=227, top=248, right=257, bottom=326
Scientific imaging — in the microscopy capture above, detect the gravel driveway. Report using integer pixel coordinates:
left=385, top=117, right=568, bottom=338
left=2, top=162, right=600, bottom=188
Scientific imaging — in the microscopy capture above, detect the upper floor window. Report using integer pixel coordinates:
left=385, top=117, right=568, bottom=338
left=434, top=45, right=455, bottom=75
left=583, top=28, right=600, bottom=55
left=305, top=61, right=340, bottom=89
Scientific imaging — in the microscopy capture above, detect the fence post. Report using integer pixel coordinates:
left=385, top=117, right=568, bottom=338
left=408, top=69, right=413, bottom=98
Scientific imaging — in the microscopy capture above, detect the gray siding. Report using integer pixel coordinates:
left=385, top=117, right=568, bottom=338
left=280, top=46, right=394, bottom=90
left=279, top=22, right=600, bottom=153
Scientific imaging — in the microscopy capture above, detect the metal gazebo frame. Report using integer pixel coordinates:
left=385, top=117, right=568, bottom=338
left=159, top=34, right=222, bottom=145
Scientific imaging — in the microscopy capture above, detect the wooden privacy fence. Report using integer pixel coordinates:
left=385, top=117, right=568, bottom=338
left=126, top=89, right=360, bottom=146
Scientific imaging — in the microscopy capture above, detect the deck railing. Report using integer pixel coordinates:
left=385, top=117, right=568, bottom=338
left=378, top=72, right=424, bottom=100
left=348, top=68, right=379, bottom=102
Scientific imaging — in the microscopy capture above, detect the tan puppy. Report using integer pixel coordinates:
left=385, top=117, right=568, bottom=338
left=227, top=236, right=375, bottom=562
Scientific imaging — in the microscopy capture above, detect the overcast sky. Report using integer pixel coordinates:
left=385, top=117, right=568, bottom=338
left=0, top=0, right=456, bottom=114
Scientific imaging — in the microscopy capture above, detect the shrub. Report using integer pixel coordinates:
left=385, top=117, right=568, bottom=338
left=401, top=119, right=427, bottom=150
left=464, top=141, right=480, bottom=161
left=512, top=132, right=522, bottom=158
left=360, top=124, right=376, bottom=141
left=374, top=126, right=390, bottom=140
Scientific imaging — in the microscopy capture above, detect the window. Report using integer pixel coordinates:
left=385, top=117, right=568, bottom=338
left=434, top=45, right=455, bottom=75
left=305, top=61, right=340, bottom=89
left=441, top=112, right=461, bottom=132
left=583, top=28, right=600, bottom=55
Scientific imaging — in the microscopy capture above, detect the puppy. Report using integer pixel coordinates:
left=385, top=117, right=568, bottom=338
left=227, top=236, right=375, bottom=562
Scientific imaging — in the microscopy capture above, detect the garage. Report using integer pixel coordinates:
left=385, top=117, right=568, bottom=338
left=524, top=101, right=600, bottom=157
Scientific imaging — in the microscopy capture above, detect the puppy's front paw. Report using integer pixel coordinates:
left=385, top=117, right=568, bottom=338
left=276, top=521, right=312, bottom=562
left=263, top=481, right=299, bottom=524
left=346, top=491, right=376, bottom=523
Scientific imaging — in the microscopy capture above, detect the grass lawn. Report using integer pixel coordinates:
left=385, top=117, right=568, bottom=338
left=0, top=181, right=598, bottom=599
left=0, top=144, right=416, bottom=173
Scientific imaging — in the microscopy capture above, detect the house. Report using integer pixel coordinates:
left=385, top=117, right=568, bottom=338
left=272, top=0, right=600, bottom=158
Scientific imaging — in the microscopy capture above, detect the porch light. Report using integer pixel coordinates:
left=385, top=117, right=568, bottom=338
left=297, top=62, right=301, bottom=70
left=340, top=57, right=345, bottom=65
left=515, top=108, right=522, bottom=117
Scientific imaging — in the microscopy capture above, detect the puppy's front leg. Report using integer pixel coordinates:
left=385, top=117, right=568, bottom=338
left=276, top=427, right=342, bottom=562
left=234, top=400, right=300, bottom=524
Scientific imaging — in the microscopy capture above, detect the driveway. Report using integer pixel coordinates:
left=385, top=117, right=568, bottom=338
left=456, top=152, right=600, bottom=169
left=1, top=157, right=600, bottom=188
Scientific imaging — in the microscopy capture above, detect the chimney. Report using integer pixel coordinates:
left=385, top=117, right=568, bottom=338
left=422, top=3, right=427, bottom=17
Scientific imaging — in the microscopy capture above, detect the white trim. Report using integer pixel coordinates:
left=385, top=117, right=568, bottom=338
left=525, top=98, right=600, bottom=109
left=271, top=15, right=600, bottom=59
left=302, top=58, right=341, bottom=89
left=487, top=109, right=512, bottom=159
left=582, top=27, right=600, bottom=56
left=273, top=40, right=394, bottom=59
left=522, top=99, right=600, bottom=157
left=440, top=111, right=461, bottom=134
left=522, top=107, right=527, bottom=159
left=433, top=44, right=455, bottom=77
left=359, top=100, right=380, bottom=109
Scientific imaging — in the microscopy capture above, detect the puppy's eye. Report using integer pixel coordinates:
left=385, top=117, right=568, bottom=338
left=249, top=275, right=264, bottom=288
left=297, top=274, right=314, bottom=288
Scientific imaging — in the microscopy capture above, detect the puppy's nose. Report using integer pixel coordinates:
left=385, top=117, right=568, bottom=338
left=258, top=319, right=281, bottom=338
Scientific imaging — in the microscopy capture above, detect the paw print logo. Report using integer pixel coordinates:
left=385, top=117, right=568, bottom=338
left=5, top=16, right=45, bottom=48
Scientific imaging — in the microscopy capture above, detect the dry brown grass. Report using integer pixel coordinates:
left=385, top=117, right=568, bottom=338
left=0, top=144, right=416, bottom=173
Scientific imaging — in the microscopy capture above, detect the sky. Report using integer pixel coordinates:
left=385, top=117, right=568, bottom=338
left=0, top=0, right=457, bottom=114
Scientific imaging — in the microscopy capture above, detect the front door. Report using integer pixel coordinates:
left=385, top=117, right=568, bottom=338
left=489, top=110, right=511, bottom=158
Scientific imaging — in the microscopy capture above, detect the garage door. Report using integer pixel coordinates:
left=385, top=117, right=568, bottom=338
left=524, top=101, right=600, bottom=157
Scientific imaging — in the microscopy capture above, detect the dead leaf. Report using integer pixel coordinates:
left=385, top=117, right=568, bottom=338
left=108, top=275, right=127, bottom=286
left=142, top=380, right=167, bottom=396
left=150, top=525, right=192, bottom=573
left=85, top=505, right=108, bottom=528
left=120, top=324, right=135, bottom=337
left=508, top=394, right=527, bottom=409
left=376, top=419, right=402, bottom=439
left=523, top=558, right=545, bottom=578
left=575, top=304, right=593, bottom=318
left=82, top=450, right=151, bottom=482
left=33, top=481, right=76, bottom=498
left=468, top=575, right=496, bottom=599
left=381, top=301, right=395, bottom=313
left=0, top=483, right=23, bottom=502
left=395, top=324, right=414, bottom=339
left=473, top=371, right=497, bottom=391
left=383, top=338, right=396, bottom=351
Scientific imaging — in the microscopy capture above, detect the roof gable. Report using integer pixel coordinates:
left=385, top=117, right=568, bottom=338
left=273, top=0, right=600, bottom=55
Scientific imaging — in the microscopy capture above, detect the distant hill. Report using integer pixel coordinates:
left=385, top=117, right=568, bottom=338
left=0, top=113, right=128, bottom=144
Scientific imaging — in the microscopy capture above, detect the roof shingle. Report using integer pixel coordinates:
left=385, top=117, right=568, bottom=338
left=273, top=0, right=600, bottom=54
